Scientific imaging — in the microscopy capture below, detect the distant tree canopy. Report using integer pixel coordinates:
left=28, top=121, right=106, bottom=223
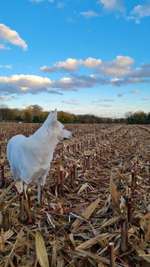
left=0, top=105, right=149, bottom=124
left=126, top=111, right=150, bottom=124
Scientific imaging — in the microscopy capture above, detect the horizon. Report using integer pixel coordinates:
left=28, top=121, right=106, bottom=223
left=0, top=104, right=149, bottom=120
left=0, top=0, right=150, bottom=117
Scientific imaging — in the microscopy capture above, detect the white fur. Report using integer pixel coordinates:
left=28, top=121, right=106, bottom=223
left=7, top=110, right=72, bottom=192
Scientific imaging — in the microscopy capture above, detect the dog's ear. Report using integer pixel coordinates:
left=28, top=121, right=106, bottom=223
left=50, top=109, right=57, bottom=122
left=43, top=109, right=57, bottom=128
left=53, top=109, right=57, bottom=121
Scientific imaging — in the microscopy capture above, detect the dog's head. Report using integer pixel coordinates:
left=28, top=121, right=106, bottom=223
left=46, top=109, right=72, bottom=141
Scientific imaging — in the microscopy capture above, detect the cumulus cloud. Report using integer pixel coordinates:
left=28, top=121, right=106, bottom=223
left=80, top=10, right=99, bottom=18
left=110, top=64, right=150, bottom=86
left=52, top=75, right=94, bottom=90
left=0, top=24, right=28, bottom=50
left=0, top=74, right=97, bottom=95
left=99, top=55, right=134, bottom=77
left=53, top=74, right=108, bottom=90
left=130, top=4, right=150, bottom=22
left=0, top=73, right=105, bottom=94
left=41, top=57, right=102, bottom=73
left=130, top=64, right=150, bottom=79
left=39, top=55, right=150, bottom=89
left=83, top=57, right=102, bottom=68
left=41, top=58, right=80, bottom=72
left=99, top=0, right=124, bottom=12
left=110, top=77, right=144, bottom=86
left=0, top=75, right=55, bottom=95
left=1, top=56, right=150, bottom=95
left=41, top=55, right=133, bottom=77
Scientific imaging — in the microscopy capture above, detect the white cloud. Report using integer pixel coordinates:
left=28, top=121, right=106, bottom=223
left=57, top=77, right=73, bottom=86
left=0, top=24, right=28, bottom=50
left=0, top=71, right=148, bottom=95
left=99, top=0, right=124, bottom=12
left=114, top=55, right=134, bottom=66
left=130, top=4, right=150, bottom=22
left=80, top=10, right=99, bottom=18
left=0, top=64, right=12, bottom=69
left=56, top=58, right=79, bottom=71
left=40, top=55, right=150, bottom=88
left=53, top=74, right=108, bottom=90
left=129, top=64, right=150, bottom=80
left=41, top=55, right=133, bottom=78
left=99, top=55, right=134, bottom=77
left=40, top=65, right=53, bottom=72
left=83, top=57, right=102, bottom=68
left=0, top=75, right=53, bottom=94
left=41, top=58, right=80, bottom=72
left=1, top=56, right=150, bottom=96
left=41, top=57, right=102, bottom=72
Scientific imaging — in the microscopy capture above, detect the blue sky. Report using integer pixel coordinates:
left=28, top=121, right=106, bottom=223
left=0, top=0, right=150, bottom=117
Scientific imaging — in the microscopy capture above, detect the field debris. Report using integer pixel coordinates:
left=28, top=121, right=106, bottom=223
left=0, top=123, right=150, bottom=267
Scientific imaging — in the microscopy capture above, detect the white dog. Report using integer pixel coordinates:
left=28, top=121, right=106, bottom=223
left=7, top=109, right=72, bottom=204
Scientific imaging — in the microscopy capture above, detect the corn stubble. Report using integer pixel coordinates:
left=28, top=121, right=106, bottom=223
left=0, top=122, right=150, bottom=267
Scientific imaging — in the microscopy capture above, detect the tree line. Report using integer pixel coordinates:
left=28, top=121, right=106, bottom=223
left=126, top=111, right=150, bottom=124
left=0, top=105, right=149, bottom=124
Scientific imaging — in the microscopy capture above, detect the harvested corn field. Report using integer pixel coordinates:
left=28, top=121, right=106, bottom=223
left=0, top=123, right=150, bottom=267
